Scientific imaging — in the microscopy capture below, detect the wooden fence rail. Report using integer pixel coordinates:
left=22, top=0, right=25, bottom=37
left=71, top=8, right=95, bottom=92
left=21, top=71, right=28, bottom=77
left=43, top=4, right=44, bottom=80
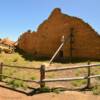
left=42, top=75, right=100, bottom=82
left=3, top=64, right=40, bottom=70
left=0, top=62, right=100, bottom=89
left=45, top=64, right=100, bottom=72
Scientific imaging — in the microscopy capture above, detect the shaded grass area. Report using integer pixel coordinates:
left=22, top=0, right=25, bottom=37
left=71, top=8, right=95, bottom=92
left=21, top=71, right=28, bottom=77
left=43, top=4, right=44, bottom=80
left=15, top=47, right=100, bottom=63
left=15, top=47, right=50, bottom=61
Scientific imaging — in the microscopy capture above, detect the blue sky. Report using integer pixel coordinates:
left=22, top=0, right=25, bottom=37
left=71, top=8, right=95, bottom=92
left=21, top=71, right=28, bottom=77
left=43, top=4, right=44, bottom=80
left=0, top=0, right=100, bottom=41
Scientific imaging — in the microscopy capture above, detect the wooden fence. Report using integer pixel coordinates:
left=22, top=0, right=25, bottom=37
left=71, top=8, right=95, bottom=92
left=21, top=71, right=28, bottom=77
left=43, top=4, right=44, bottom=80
left=0, top=62, right=100, bottom=89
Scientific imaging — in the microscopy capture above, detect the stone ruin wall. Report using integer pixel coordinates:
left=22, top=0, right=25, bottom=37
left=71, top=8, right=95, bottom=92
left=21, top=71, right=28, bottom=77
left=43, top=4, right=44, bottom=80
left=18, top=8, right=100, bottom=60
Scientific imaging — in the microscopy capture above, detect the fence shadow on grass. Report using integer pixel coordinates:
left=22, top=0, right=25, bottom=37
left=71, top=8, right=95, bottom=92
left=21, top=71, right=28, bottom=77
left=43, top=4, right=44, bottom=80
left=27, top=86, right=90, bottom=96
left=0, top=81, right=91, bottom=96
left=0, top=83, right=28, bottom=95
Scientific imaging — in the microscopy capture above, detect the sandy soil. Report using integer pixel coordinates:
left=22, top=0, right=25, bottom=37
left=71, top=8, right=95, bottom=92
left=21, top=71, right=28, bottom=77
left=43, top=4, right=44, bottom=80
left=0, top=87, right=100, bottom=100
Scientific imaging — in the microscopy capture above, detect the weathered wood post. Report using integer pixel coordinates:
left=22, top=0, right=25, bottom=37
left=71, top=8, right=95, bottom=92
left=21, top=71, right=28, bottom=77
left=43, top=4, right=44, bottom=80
left=40, top=64, right=45, bottom=88
left=86, top=61, right=91, bottom=88
left=69, top=28, right=74, bottom=63
left=0, top=62, right=3, bottom=81
left=49, top=36, right=65, bottom=65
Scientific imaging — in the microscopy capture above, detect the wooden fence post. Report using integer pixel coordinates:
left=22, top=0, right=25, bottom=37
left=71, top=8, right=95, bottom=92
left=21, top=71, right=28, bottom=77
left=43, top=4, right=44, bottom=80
left=69, top=28, right=74, bottom=63
left=40, top=64, right=45, bottom=88
left=86, top=61, right=91, bottom=88
left=0, top=62, right=3, bottom=81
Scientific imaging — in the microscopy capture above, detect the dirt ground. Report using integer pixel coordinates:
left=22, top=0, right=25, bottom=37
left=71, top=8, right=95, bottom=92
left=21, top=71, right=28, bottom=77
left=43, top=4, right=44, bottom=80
left=0, top=87, right=100, bottom=100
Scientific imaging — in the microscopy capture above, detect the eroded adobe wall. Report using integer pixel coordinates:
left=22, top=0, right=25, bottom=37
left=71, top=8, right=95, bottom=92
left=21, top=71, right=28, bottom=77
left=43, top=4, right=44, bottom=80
left=18, top=8, right=100, bottom=59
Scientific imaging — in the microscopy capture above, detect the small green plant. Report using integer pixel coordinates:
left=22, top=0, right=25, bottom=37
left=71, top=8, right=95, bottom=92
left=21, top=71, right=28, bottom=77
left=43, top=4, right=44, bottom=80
left=38, top=87, right=62, bottom=94
left=39, top=86, right=51, bottom=92
left=71, top=80, right=87, bottom=87
left=92, top=85, right=100, bottom=95
left=31, top=76, right=36, bottom=80
left=7, top=80, right=28, bottom=90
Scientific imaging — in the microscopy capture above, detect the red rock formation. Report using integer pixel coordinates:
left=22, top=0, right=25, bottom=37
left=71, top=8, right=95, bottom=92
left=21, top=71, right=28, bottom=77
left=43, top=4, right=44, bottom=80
left=18, top=8, right=100, bottom=59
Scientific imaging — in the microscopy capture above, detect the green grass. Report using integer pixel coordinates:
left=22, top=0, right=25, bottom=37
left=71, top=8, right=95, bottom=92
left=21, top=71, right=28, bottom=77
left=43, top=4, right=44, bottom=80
left=91, top=67, right=100, bottom=75
left=0, top=52, right=100, bottom=94
left=36, top=87, right=61, bottom=94
left=0, top=53, right=41, bottom=89
left=0, top=53, right=25, bottom=65
left=31, top=76, right=36, bottom=80
left=71, top=80, right=87, bottom=87
left=39, top=86, right=51, bottom=93
left=92, top=85, right=100, bottom=95
left=47, top=73, right=55, bottom=78
left=7, top=80, right=28, bottom=90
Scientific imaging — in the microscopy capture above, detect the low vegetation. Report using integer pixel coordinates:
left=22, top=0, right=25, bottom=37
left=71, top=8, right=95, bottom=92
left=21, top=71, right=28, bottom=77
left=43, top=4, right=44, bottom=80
left=71, top=80, right=87, bottom=87
left=0, top=53, right=100, bottom=95
left=92, top=85, right=100, bottom=95
left=7, top=80, right=28, bottom=90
